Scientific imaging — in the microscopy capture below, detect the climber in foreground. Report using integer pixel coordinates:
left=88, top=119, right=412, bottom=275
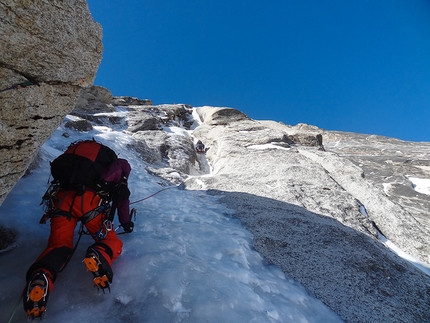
left=23, top=139, right=134, bottom=320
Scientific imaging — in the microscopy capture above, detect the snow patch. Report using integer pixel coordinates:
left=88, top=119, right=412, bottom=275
left=407, top=176, right=430, bottom=195
left=382, top=183, right=392, bottom=196
left=378, top=234, right=430, bottom=276
left=248, top=143, right=291, bottom=151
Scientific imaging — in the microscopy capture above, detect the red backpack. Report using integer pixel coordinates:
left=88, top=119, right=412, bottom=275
left=50, top=139, right=118, bottom=190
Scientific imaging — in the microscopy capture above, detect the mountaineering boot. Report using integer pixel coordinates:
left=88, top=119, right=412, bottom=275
left=83, top=247, right=113, bottom=293
left=24, top=271, right=51, bottom=320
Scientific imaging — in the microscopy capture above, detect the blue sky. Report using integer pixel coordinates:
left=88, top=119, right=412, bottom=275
left=86, top=0, right=430, bottom=142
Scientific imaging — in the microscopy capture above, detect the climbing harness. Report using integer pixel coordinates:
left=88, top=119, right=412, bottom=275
left=37, top=183, right=182, bottom=270
left=39, top=183, right=113, bottom=272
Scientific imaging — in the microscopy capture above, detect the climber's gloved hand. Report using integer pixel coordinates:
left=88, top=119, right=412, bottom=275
left=121, top=221, right=134, bottom=233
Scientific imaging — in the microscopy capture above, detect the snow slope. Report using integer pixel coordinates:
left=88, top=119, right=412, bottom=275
left=0, top=109, right=343, bottom=322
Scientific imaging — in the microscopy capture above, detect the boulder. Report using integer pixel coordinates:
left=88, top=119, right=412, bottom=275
left=73, top=86, right=115, bottom=114
left=0, top=0, right=102, bottom=205
left=196, top=106, right=249, bottom=125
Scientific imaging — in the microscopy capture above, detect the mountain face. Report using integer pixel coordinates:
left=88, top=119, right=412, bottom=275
left=51, top=88, right=430, bottom=323
left=1, top=73, right=430, bottom=321
left=189, top=108, right=430, bottom=323
left=323, top=130, right=430, bottom=234
left=2, top=4, right=428, bottom=322
left=0, top=0, right=102, bottom=205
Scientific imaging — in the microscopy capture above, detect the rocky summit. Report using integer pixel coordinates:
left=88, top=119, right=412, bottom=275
left=52, top=88, right=430, bottom=323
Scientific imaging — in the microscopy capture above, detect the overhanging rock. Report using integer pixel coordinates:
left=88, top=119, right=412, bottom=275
left=0, top=0, right=103, bottom=206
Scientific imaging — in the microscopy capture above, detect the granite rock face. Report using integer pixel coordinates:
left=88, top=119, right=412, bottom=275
left=54, top=99, right=430, bottom=322
left=185, top=107, right=430, bottom=323
left=73, top=85, right=115, bottom=115
left=0, top=0, right=102, bottom=205
left=68, top=100, right=198, bottom=177
left=111, top=96, right=152, bottom=106
left=323, top=130, right=430, bottom=235
left=0, top=0, right=102, bottom=85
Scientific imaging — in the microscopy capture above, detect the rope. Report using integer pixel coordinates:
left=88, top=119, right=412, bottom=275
left=58, top=223, right=86, bottom=273
left=0, top=78, right=40, bottom=93
left=6, top=289, right=24, bottom=323
left=11, top=223, right=86, bottom=321
left=130, top=184, right=183, bottom=205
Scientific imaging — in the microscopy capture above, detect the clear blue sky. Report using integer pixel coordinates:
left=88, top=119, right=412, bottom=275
left=86, top=0, right=430, bottom=142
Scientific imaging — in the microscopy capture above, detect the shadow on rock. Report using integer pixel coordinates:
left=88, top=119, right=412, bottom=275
left=201, top=189, right=430, bottom=323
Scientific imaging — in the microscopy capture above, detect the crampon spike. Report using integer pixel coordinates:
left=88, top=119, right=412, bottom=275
left=93, top=275, right=111, bottom=293
left=25, top=272, right=49, bottom=321
left=27, top=307, right=46, bottom=321
left=83, top=253, right=111, bottom=293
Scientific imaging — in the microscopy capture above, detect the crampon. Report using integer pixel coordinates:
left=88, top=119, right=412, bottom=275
left=24, top=271, right=50, bottom=320
left=83, top=253, right=111, bottom=293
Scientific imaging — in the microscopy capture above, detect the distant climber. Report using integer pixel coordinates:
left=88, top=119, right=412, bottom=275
left=196, top=140, right=209, bottom=154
